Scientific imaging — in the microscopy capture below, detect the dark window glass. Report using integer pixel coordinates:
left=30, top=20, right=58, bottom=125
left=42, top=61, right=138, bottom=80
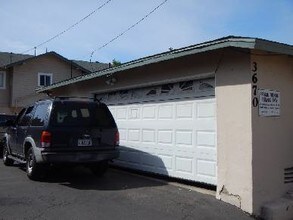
left=18, top=106, right=34, bottom=126
left=50, top=102, right=116, bottom=128
left=161, top=84, right=174, bottom=94
left=0, top=72, right=4, bottom=88
left=40, top=75, right=45, bottom=86
left=108, top=92, right=117, bottom=100
left=119, top=90, right=129, bottom=99
left=199, top=82, right=214, bottom=90
left=31, top=103, right=50, bottom=126
left=146, top=89, right=157, bottom=96
left=179, top=81, right=193, bottom=91
left=45, top=76, right=51, bottom=86
left=39, top=75, right=51, bottom=86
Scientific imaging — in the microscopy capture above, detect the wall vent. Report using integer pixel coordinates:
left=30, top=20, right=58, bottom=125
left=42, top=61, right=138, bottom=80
left=284, top=167, right=293, bottom=184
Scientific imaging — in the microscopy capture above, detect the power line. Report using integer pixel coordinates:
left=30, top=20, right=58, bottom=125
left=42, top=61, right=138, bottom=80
left=89, top=0, right=168, bottom=62
left=21, top=0, right=113, bottom=54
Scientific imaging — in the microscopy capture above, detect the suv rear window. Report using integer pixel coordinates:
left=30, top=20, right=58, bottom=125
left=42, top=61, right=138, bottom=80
left=50, top=102, right=116, bottom=128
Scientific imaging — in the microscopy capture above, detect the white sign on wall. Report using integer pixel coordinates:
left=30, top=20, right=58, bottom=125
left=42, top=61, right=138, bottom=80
left=258, top=89, right=280, bottom=117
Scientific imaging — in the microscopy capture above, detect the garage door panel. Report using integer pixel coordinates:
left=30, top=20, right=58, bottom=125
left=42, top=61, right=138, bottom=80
left=142, top=105, right=157, bottom=119
left=141, top=129, right=156, bottom=143
left=128, top=106, right=140, bottom=119
left=103, top=78, right=217, bottom=185
left=197, top=131, right=216, bottom=146
left=176, top=103, right=194, bottom=118
left=175, top=156, right=194, bottom=175
left=128, top=129, right=140, bottom=142
left=157, top=154, right=173, bottom=170
left=197, top=147, right=216, bottom=161
left=119, top=128, right=127, bottom=141
left=197, top=102, right=216, bottom=118
left=158, top=104, right=173, bottom=119
left=116, top=107, right=128, bottom=120
left=196, top=119, right=216, bottom=131
left=157, top=130, right=173, bottom=145
left=197, top=160, right=217, bottom=185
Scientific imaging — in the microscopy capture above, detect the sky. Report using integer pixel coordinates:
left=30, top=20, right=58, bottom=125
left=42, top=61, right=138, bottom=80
left=0, top=0, right=292, bottom=63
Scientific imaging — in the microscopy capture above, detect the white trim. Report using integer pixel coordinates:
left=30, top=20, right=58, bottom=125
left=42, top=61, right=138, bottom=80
left=38, top=73, right=53, bottom=87
left=0, top=71, right=6, bottom=89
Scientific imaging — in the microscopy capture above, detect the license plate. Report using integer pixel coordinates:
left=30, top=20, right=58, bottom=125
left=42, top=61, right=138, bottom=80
left=78, top=139, right=92, bottom=147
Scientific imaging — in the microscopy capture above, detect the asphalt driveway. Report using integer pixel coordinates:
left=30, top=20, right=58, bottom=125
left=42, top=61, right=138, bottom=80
left=0, top=162, right=254, bottom=220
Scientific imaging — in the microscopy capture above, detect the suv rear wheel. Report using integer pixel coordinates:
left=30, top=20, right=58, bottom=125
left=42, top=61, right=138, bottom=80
left=3, top=144, right=14, bottom=166
left=26, top=147, right=42, bottom=180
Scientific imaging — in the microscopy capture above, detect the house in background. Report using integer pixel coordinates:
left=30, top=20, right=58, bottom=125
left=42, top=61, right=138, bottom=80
left=37, top=36, right=293, bottom=219
left=0, top=51, right=108, bottom=114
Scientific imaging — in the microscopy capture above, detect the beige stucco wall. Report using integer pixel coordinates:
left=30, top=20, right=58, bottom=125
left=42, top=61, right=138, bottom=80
left=50, top=51, right=222, bottom=97
left=10, top=54, right=82, bottom=110
left=215, top=50, right=253, bottom=213
left=251, top=53, right=293, bottom=214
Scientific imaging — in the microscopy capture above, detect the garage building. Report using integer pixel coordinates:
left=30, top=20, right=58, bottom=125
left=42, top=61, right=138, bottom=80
left=37, top=36, right=293, bottom=219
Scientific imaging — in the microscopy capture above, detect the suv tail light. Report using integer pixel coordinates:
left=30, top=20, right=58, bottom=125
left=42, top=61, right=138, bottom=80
left=115, top=130, right=119, bottom=146
left=41, top=131, right=51, bottom=148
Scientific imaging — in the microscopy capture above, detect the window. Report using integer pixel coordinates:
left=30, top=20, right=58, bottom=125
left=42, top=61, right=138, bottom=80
left=31, top=103, right=50, bottom=126
left=161, top=83, right=174, bottom=94
left=38, top=73, right=52, bottom=87
left=198, top=81, right=214, bottom=91
left=119, top=90, right=129, bottom=100
left=179, top=81, right=193, bottom=91
left=0, top=71, right=6, bottom=89
left=50, top=102, right=115, bottom=128
left=146, top=88, right=157, bottom=96
left=18, top=106, right=34, bottom=126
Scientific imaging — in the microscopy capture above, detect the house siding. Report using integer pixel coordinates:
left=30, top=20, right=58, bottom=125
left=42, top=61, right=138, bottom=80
left=10, top=53, right=82, bottom=110
left=0, top=69, right=12, bottom=113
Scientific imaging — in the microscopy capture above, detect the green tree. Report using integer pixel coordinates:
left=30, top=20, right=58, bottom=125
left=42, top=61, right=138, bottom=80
left=112, top=59, right=122, bottom=67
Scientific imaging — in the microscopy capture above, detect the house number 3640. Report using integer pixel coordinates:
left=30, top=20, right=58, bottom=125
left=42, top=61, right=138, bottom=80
left=252, top=62, right=259, bottom=107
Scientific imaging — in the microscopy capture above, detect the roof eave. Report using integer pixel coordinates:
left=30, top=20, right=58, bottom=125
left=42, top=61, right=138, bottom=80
left=254, top=39, right=293, bottom=56
left=3, top=52, right=92, bottom=74
left=37, top=37, right=258, bottom=93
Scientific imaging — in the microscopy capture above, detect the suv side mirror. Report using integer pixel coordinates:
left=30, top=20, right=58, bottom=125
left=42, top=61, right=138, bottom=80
left=5, top=120, right=15, bottom=127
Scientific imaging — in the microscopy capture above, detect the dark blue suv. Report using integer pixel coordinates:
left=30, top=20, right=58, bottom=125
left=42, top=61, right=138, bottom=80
left=2, top=97, right=120, bottom=180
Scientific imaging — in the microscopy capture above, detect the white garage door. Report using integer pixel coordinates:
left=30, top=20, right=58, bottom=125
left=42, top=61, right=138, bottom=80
left=97, top=78, right=217, bottom=185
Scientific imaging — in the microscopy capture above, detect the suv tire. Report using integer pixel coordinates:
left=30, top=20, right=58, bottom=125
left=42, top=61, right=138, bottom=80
left=26, top=147, right=42, bottom=180
left=90, top=161, right=109, bottom=177
left=3, top=144, right=14, bottom=166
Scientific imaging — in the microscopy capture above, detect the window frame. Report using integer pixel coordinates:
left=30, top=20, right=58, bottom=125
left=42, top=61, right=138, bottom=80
left=0, top=71, right=6, bottom=89
left=38, top=73, right=53, bottom=87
